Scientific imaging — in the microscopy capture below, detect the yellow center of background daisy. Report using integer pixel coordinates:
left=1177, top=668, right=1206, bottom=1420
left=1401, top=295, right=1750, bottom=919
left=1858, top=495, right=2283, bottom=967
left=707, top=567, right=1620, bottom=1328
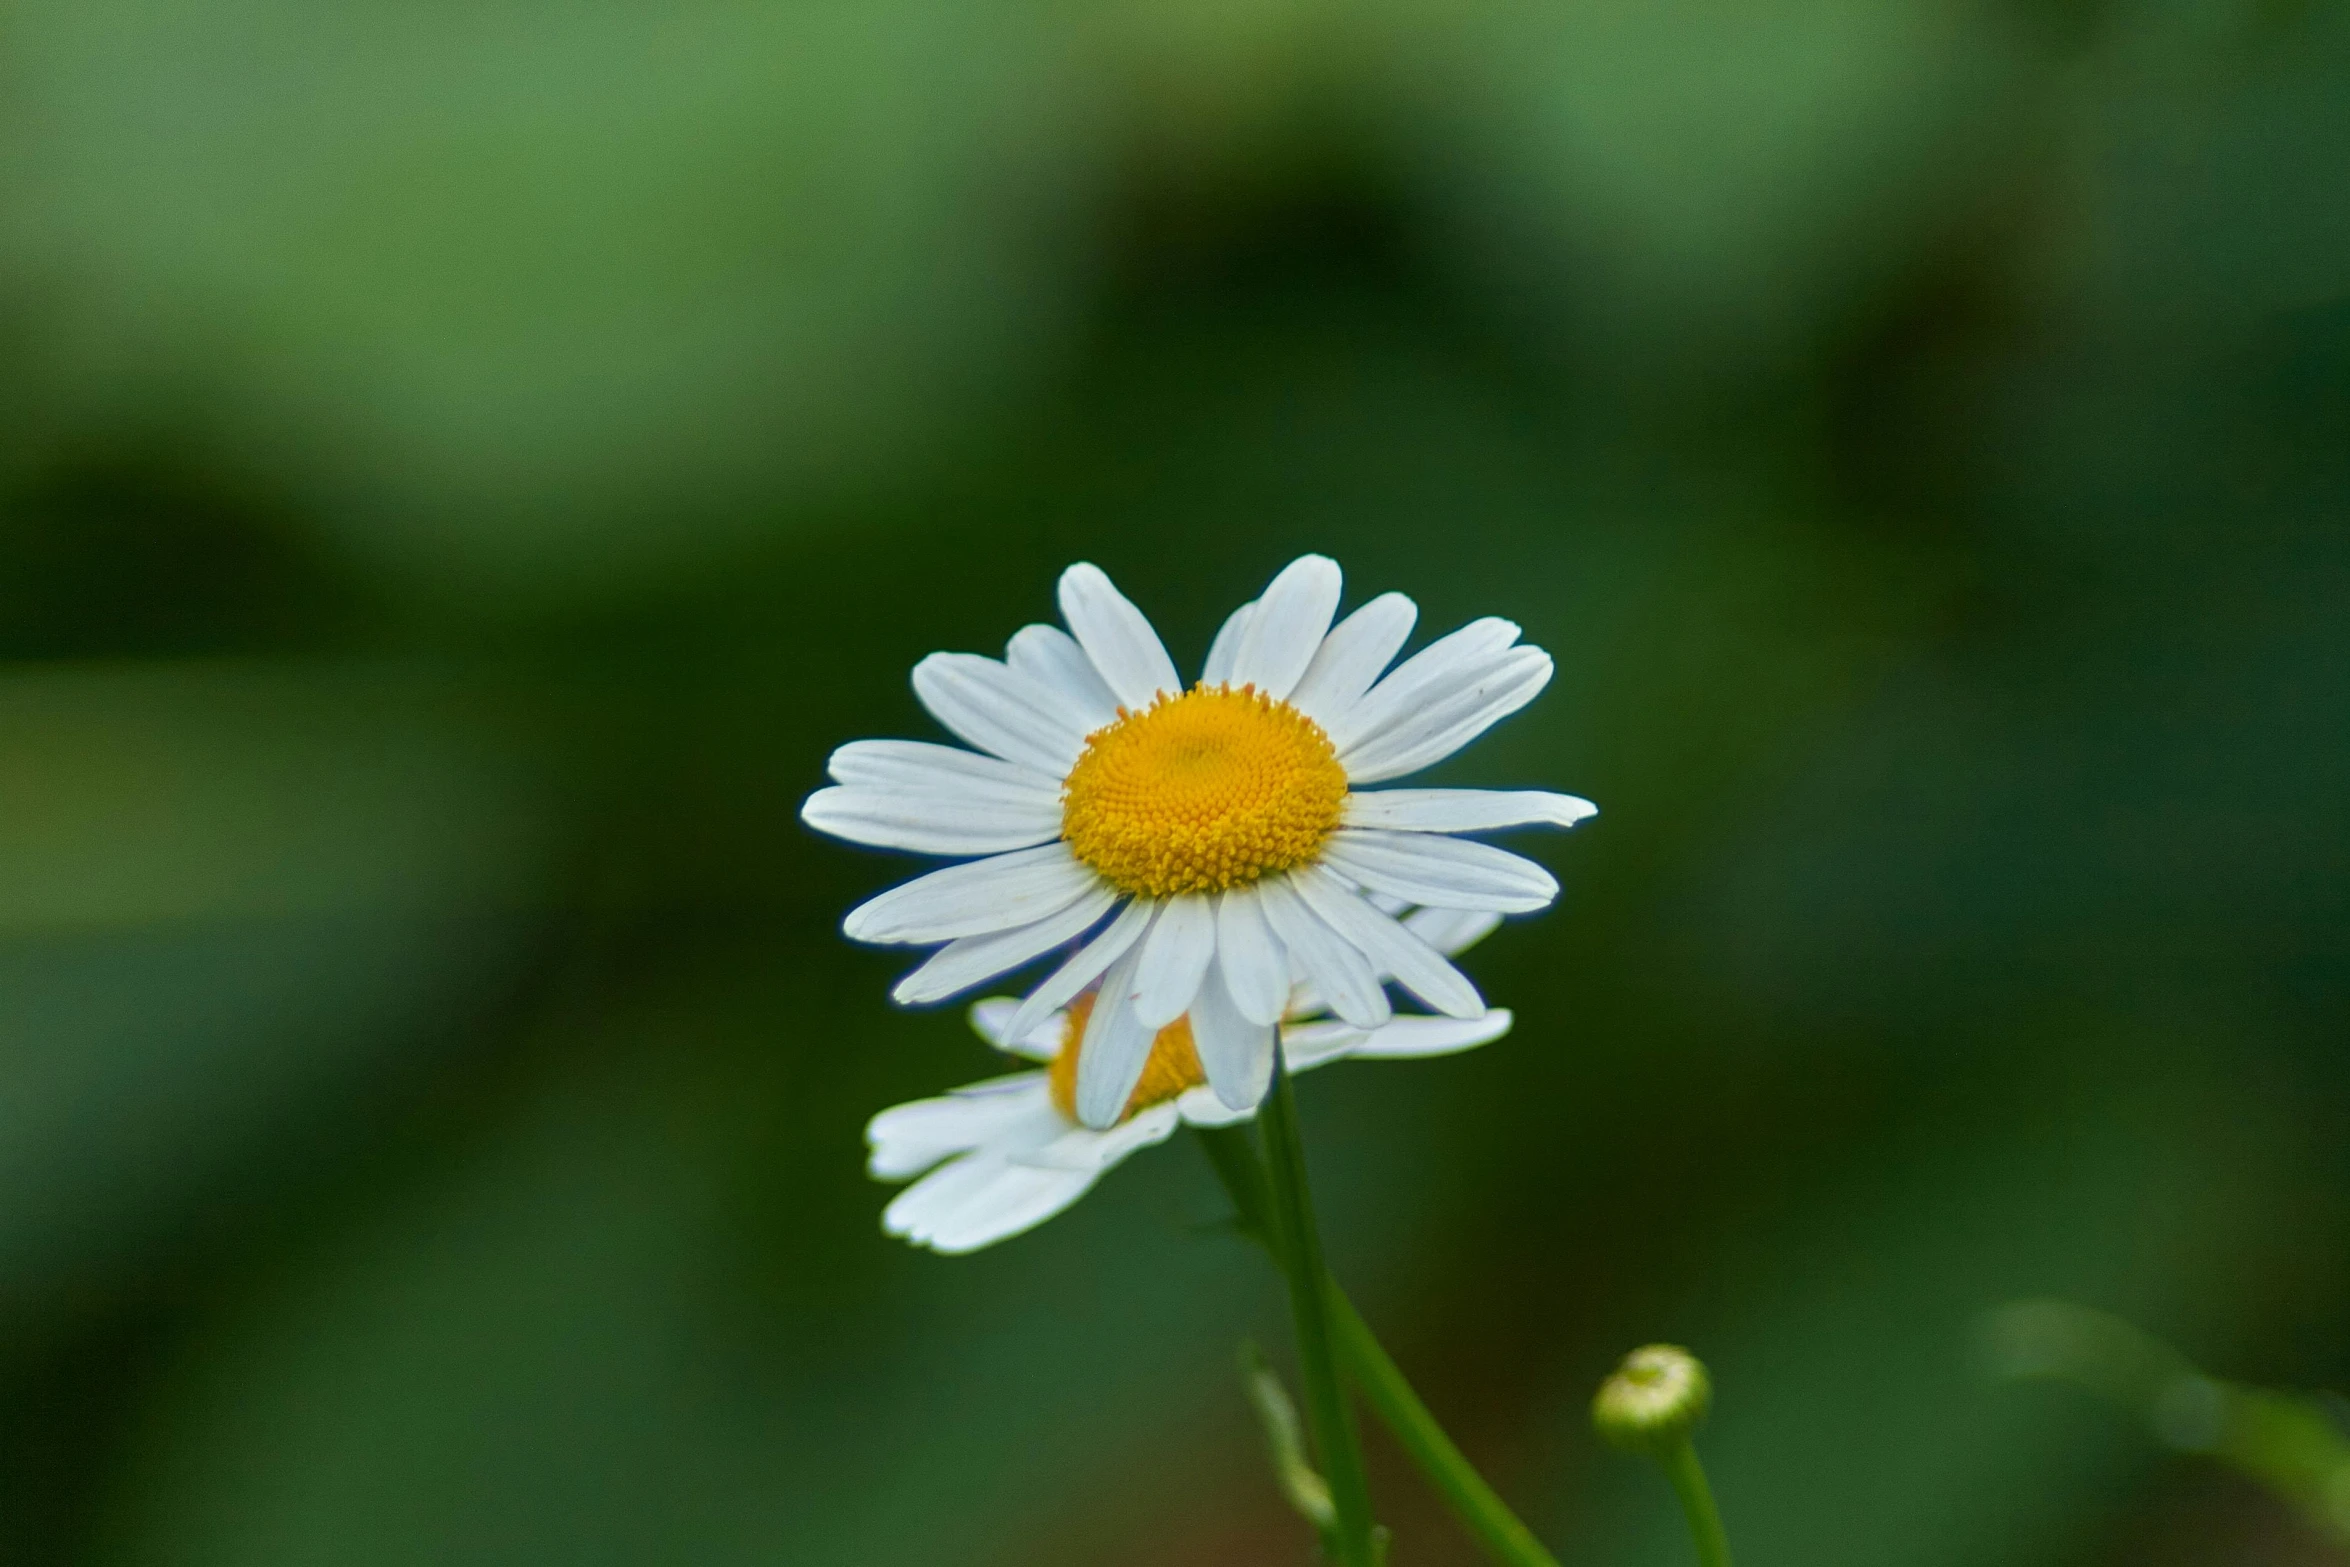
left=1048, top=993, right=1207, bottom=1121
left=1060, top=684, right=1347, bottom=898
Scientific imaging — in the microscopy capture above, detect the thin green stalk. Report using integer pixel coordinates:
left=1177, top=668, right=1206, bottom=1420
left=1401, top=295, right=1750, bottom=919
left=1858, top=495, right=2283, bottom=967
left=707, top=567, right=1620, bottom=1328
left=1329, top=1291, right=1563, bottom=1567
left=1257, top=1057, right=1381, bottom=1567
left=1660, top=1439, right=1732, bottom=1567
left=1195, top=1122, right=1560, bottom=1567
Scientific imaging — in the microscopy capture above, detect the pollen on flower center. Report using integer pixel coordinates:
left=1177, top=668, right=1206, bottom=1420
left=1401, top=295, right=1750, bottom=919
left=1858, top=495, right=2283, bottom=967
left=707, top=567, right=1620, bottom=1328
left=1048, top=993, right=1207, bottom=1122
left=1060, top=683, right=1347, bottom=898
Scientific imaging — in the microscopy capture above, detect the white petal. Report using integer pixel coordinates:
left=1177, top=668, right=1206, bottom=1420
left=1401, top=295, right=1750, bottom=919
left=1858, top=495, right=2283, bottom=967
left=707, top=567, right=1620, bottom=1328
left=867, top=1077, right=1055, bottom=1180
left=1256, top=874, right=1390, bottom=1029
left=1280, top=1019, right=1369, bottom=1072
left=1403, top=906, right=1503, bottom=958
left=890, top=886, right=1119, bottom=1005
left=1202, top=600, right=1256, bottom=686
left=1213, top=885, right=1290, bottom=1025
left=1006, top=624, right=1121, bottom=733
left=844, top=844, right=1098, bottom=945
left=1287, top=592, right=1417, bottom=727
left=1319, top=830, right=1558, bottom=913
left=1024, top=1103, right=1182, bottom=1173
left=886, top=1133, right=1118, bottom=1253
left=802, top=785, right=1061, bottom=856
left=912, top=654, right=1089, bottom=776
left=883, top=1156, right=1006, bottom=1235
left=916, top=1163, right=1102, bottom=1253
left=1349, top=1010, right=1514, bottom=1059
left=1338, top=649, right=1553, bottom=784
left=1189, top=956, right=1276, bottom=1110
left=1291, top=865, right=1484, bottom=1019
left=1131, top=894, right=1216, bottom=1028
left=1323, top=616, right=1521, bottom=754
left=1230, top=554, right=1342, bottom=699
left=1058, top=562, right=1181, bottom=710
left=1176, top=1085, right=1254, bottom=1128
left=825, top=739, right=1061, bottom=800
left=1006, top=897, right=1155, bottom=1041
left=1074, top=942, right=1157, bottom=1129
left=970, top=997, right=1065, bottom=1060
left=1342, top=788, right=1596, bottom=834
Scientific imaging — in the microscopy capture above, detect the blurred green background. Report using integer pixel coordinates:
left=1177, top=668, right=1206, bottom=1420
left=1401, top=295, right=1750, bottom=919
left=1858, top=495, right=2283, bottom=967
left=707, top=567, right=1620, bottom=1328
left=1, top=0, right=2345, bottom=1561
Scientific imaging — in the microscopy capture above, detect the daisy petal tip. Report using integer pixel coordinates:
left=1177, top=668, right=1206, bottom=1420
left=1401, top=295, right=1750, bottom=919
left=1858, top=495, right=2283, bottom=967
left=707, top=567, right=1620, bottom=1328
left=1275, top=552, right=1342, bottom=594
left=1211, top=1077, right=1265, bottom=1114
left=798, top=787, right=863, bottom=839
left=966, top=997, right=1018, bottom=1045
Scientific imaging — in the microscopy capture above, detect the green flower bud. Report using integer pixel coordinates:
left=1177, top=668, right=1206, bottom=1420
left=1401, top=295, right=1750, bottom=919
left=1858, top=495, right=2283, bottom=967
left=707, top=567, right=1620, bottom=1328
left=1593, top=1344, right=1712, bottom=1454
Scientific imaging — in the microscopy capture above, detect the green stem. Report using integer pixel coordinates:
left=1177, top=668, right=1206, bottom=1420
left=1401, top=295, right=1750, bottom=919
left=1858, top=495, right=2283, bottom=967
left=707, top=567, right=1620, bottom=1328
left=1257, top=1057, right=1381, bottom=1567
left=1195, top=1123, right=1560, bottom=1567
left=1329, top=1291, right=1563, bottom=1567
left=1661, top=1439, right=1733, bottom=1567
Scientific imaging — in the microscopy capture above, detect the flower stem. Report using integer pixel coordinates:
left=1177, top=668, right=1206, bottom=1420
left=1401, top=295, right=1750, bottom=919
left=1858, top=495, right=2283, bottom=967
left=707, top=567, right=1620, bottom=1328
left=1195, top=1122, right=1562, bottom=1567
left=1256, top=1057, right=1381, bottom=1567
left=1327, top=1291, right=1563, bottom=1567
left=1660, top=1438, right=1733, bottom=1567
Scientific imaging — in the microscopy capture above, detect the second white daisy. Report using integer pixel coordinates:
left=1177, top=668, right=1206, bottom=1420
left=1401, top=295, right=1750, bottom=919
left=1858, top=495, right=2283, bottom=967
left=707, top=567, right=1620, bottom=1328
left=804, top=554, right=1593, bottom=1129
left=869, top=907, right=1516, bottom=1254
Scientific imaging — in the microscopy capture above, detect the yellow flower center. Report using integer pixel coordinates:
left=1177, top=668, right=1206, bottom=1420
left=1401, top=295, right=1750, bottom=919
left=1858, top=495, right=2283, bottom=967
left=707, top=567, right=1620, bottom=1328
left=1048, top=993, right=1208, bottom=1122
left=1060, top=684, right=1348, bottom=898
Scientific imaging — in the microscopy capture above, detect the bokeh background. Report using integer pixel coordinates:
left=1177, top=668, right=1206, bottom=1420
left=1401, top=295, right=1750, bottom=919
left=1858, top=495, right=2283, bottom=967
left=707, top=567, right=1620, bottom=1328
left=2, top=0, right=2346, bottom=1561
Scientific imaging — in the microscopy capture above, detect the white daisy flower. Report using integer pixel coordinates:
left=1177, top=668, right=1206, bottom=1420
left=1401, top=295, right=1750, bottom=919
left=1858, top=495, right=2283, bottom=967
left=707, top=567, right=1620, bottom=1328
left=803, top=554, right=1594, bottom=1130
left=869, top=907, right=1517, bottom=1254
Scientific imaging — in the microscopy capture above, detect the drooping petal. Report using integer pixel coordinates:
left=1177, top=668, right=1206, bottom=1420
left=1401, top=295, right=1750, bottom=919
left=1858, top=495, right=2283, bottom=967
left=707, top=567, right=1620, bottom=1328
left=882, top=1155, right=1008, bottom=1235
left=1027, top=1103, right=1186, bottom=1173
left=1338, top=648, right=1552, bottom=784
left=1188, top=955, right=1275, bottom=1110
left=1256, top=873, right=1390, bottom=1029
left=1318, top=829, right=1558, bottom=913
left=1291, top=865, right=1484, bottom=1018
left=1279, top=1019, right=1369, bottom=1071
left=867, top=1076, right=1056, bottom=1179
left=1321, top=616, right=1521, bottom=754
left=969, top=997, right=1066, bottom=1060
left=1402, top=906, right=1503, bottom=959
left=1006, top=897, right=1156, bottom=1041
left=1213, top=884, right=1290, bottom=1025
left=1174, top=1084, right=1254, bottom=1129
left=1348, top=1010, right=1514, bottom=1059
left=843, top=843, right=1098, bottom=945
left=1286, top=592, right=1417, bottom=728
left=908, top=1162, right=1102, bottom=1254
left=825, top=739, right=1061, bottom=800
left=912, top=653, right=1090, bottom=776
left=1342, top=788, right=1596, bottom=834
left=1057, top=562, right=1181, bottom=710
left=1074, top=941, right=1158, bottom=1129
left=1201, top=600, right=1256, bottom=686
left=1131, top=894, right=1217, bottom=1028
left=1230, top=554, right=1342, bottom=699
left=883, top=1102, right=1184, bottom=1250
left=802, top=784, right=1061, bottom=857
left=890, top=886, right=1119, bottom=1005
left=1005, top=624, right=1122, bottom=733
